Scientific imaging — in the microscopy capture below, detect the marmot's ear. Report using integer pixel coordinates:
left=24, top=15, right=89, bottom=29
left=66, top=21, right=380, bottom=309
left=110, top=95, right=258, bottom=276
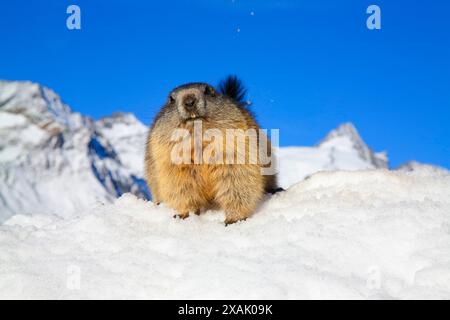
left=217, top=75, right=247, bottom=104
left=204, top=84, right=216, bottom=97
left=168, top=93, right=176, bottom=104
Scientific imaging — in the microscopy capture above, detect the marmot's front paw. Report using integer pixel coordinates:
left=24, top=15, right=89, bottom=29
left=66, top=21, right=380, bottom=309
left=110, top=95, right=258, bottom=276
left=224, top=217, right=247, bottom=226
left=173, top=212, right=189, bottom=219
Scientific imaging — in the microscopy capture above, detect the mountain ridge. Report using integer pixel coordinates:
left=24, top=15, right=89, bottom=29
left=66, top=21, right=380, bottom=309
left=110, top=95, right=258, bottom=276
left=0, top=80, right=150, bottom=222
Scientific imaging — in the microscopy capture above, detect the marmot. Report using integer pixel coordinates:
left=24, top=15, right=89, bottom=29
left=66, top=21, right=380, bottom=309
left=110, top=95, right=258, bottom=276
left=145, top=76, right=278, bottom=225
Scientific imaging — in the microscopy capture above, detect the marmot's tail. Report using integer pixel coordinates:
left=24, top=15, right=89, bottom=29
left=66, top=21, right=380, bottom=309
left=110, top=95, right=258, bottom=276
left=218, top=75, right=247, bottom=105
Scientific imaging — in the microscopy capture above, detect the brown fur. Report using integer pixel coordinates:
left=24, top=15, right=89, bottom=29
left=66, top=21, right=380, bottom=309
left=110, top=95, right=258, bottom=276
left=145, top=82, right=277, bottom=225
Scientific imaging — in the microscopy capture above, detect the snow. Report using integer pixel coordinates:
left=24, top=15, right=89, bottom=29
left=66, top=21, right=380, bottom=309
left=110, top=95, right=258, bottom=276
left=0, top=80, right=75, bottom=130
left=397, top=160, right=449, bottom=175
left=1, top=167, right=449, bottom=299
left=2, top=79, right=450, bottom=299
left=0, top=112, right=46, bottom=161
left=0, top=81, right=149, bottom=222
left=0, top=112, right=27, bottom=127
left=317, top=122, right=388, bottom=169
left=276, top=123, right=388, bottom=189
left=95, top=112, right=148, bottom=175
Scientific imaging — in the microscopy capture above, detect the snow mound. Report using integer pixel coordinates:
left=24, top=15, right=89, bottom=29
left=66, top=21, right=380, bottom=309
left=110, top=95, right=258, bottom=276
left=1, top=169, right=449, bottom=299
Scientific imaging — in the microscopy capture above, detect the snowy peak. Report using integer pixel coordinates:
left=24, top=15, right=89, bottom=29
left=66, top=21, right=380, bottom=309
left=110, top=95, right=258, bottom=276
left=318, top=122, right=367, bottom=151
left=319, top=122, right=359, bottom=143
left=0, top=80, right=81, bottom=132
left=0, top=80, right=149, bottom=222
left=276, top=123, right=389, bottom=188
left=318, top=122, right=388, bottom=169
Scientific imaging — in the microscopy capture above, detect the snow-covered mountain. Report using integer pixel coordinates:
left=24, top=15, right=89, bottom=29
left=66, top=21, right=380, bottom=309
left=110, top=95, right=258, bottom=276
left=0, top=81, right=149, bottom=222
left=95, top=112, right=148, bottom=177
left=277, top=123, right=388, bottom=188
left=0, top=80, right=390, bottom=222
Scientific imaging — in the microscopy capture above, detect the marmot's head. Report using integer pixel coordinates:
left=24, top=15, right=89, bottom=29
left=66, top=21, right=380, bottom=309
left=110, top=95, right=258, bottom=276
left=165, top=76, right=247, bottom=122
left=167, top=83, right=217, bottom=121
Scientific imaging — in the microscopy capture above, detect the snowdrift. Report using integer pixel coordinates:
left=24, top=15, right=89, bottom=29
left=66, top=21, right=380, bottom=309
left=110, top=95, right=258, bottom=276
left=1, top=168, right=449, bottom=299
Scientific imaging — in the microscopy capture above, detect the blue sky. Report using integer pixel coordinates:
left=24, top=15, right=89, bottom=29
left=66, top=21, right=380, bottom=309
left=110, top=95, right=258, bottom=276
left=0, top=0, right=449, bottom=168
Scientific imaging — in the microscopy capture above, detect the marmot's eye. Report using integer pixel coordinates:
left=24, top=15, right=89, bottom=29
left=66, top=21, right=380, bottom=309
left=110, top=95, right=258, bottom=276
left=169, top=95, right=175, bottom=103
left=204, top=85, right=215, bottom=96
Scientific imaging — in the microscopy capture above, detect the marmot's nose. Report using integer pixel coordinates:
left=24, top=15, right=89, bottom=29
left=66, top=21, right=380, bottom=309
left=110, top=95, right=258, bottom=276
left=183, top=95, right=197, bottom=110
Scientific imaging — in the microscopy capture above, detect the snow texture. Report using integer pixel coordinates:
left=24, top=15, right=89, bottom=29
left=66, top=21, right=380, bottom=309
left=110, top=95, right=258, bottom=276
left=1, top=80, right=449, bottom=299
left=1, top=167, right=449, bottom=299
